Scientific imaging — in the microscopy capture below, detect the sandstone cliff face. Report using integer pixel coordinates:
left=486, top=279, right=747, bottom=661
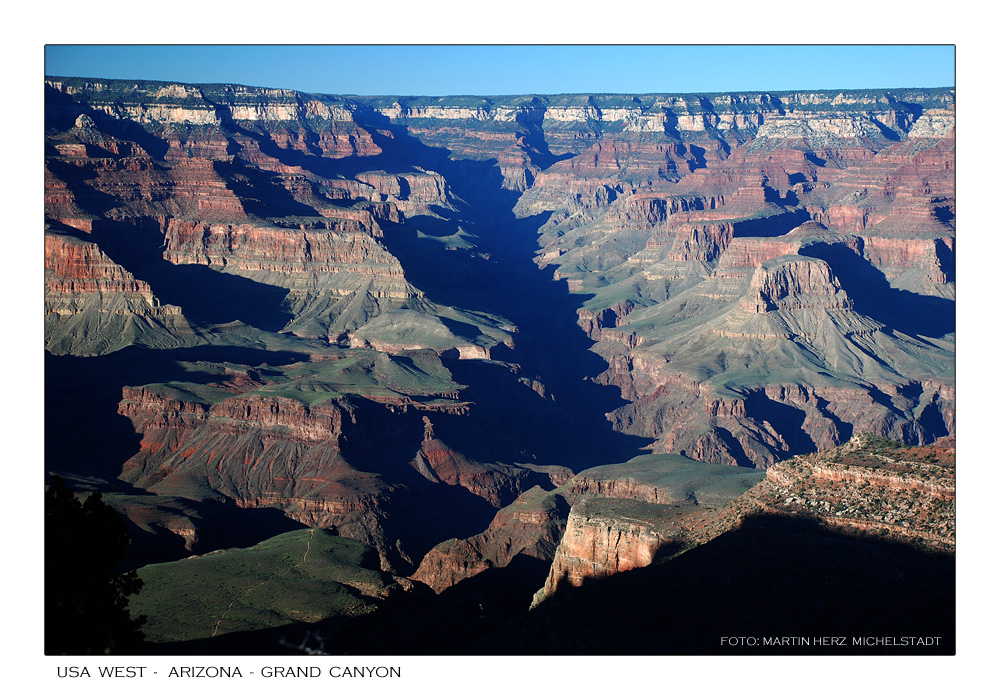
left=158, top=219, right=416, bottom=311
left=524, top=453, right=765, bottom=601
left=412, top=487, right=570, bottom=593
left=46, top=230, right=159, bottom=301
left=44, top=226, right=194, bottom=355
left=538, top=499, right=680, bottom=598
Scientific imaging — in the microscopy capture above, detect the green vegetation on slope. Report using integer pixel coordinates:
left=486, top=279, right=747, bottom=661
left=139, top=348, right=466, bottom=408
left=131, top=529, right=409, bottom=644
left=570, top=453, right=766, bottom=506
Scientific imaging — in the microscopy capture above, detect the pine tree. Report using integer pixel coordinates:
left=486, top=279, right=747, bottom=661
left=45, top=475, right=146, bottom=654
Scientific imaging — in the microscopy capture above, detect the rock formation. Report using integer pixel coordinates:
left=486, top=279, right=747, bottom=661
left=530, top=454, right=765, bottom=602
left=535, top=433, right=955, bottom=603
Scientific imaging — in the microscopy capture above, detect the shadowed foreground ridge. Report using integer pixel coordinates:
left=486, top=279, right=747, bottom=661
left=481, top=511, right=955, bottom=655
left=132, top=438, right=956, bottom=656
left=43, top=77, right=955, bottom=654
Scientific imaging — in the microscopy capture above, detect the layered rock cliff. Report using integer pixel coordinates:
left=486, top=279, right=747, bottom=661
left=44, top=223, right=195, bottom=355
left=534, top=433, right=954, bottom=603
left=412, top=486, right=570, bottom=593
left=110, top=350, right=581, bottom=572
left=44, top=78, right=512, bottom=356
left=532, top=454, right=765, bottom=602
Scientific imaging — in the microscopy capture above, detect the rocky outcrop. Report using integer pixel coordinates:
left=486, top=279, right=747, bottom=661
left=535, top=433, right=954, bottom=605
left=538, top=499, right=683, bottom=598
left=159, top=219, right=415, bottom=304
left=44, top=226, right=194, bottom=355
left=739, top=256, right=851, bottom=313
left=412, top=487, right=570, bottom=593
left=528, top=454, right=764, bottom=601
left=741, top=433, right=955, bottom=550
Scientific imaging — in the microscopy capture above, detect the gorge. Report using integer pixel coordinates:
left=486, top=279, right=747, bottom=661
left=44, top=77, right=955, bottom=654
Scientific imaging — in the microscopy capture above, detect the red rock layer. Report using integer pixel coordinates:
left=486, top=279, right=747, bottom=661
left=160, top=219, right=407, bottom=284
left=745, top=434, right=955, bottom=550
left=539, top=503, right=672, bottom=597
left=538, top=433, right=954, bottom=601
left=412, top=491, right=568, bottom=593
left=45, top=232, right=155, bottom=300
left=115, top=386, right=414, bottom=566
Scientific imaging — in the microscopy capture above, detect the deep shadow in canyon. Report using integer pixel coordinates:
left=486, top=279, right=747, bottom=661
left=481, top=513, right=955, bottom=655
left=119, top=502, right=307, bottom=572
left=801, top=240, right=955, bottom=339
left=87, top=218, right=296, bottom=332
left=139, top=513, right=954, bottom=656
left=46, top=346, right=307, bottom=489
left=352, top=113, right=653, bottom=470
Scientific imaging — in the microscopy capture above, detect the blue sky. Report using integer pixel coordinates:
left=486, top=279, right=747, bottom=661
left=44, top=45, right=955, bottom=97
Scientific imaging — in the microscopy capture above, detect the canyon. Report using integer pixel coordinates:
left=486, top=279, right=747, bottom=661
left=44, top=77, right=955, bottom=653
